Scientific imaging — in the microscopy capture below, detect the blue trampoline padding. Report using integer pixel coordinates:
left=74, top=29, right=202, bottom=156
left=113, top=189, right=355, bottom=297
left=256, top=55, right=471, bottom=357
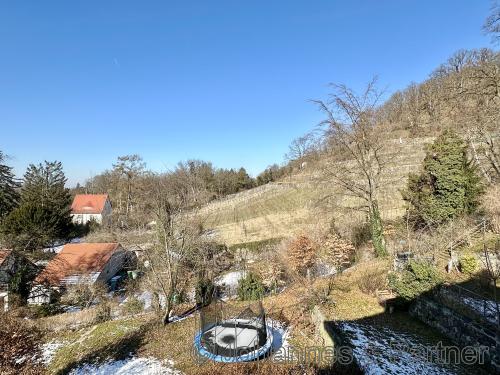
left=194, top=324, right=274, bottom=363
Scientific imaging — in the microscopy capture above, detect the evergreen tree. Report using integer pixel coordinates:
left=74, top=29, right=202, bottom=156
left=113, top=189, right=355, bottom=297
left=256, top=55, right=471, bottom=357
left=403, top=131, right=483, bottom=227
left=1, top=161, right=72, bottom=250
left=0, top=151, right=20, bottom=219
left=236, top=167, right=254, bottom=191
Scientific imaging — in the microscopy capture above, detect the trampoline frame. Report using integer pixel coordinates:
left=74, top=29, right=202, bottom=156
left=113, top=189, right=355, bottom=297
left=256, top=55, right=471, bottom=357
left=194, top=298, right=274, bottom=362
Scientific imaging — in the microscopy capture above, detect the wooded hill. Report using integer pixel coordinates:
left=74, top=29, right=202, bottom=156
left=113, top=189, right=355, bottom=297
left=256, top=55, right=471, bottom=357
left=200, top=48, right=500, bottom=246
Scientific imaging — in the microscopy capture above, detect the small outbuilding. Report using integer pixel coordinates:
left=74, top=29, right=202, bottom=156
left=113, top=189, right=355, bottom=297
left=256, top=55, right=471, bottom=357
left=28, top=242, right=133, bottom=305
left=70, top=194, right=112, bottom=225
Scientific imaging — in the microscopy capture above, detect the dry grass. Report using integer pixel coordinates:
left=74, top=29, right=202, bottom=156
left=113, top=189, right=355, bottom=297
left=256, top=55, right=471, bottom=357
left=0, top=314, right=45, bottom=375
left=321, top=260, right=390, bottom=321
left=39, top=308, right=99, bottom=332
left=47, top=315, right=151, bottom=374
left=198, top=137, right=431, bottom=246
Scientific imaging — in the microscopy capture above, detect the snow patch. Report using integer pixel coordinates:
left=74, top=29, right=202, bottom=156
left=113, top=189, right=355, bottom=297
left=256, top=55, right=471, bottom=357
left=267, top=319, right=291, bottom=354
left=340, top=322, right=465, bottom=374
left=215, top=270, right=246, bottom=298
left=68, top=357, right=182, bottom=375
left=461, top=297, right=498, bottom=325
left=41, top=340, right=65, bottom=365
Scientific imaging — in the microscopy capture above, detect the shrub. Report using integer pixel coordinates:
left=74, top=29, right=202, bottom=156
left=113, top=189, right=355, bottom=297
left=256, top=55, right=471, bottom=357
left=237, top=272, right=265, bottom=301
left=28, top=303, right=62, bottom=318
left=388, top=260, right=442, bottom=301
left=286, top=235, right=317, bottom=276
left=60, top=281, right=107, bottom=308
left=459, top=253, right=478, bottom=275
left=260, top=253, right=287, bottom=293
left=319, top=232, right=356, bottom=271
left=122, top=296, right=144, bottom=315
left=402, top=131, right=483, bottom=227
left=357, top=267, right=387, bottom=295
left=195, top=278, right=215, bottom=306
left=94, top=303, right=111, bottom=323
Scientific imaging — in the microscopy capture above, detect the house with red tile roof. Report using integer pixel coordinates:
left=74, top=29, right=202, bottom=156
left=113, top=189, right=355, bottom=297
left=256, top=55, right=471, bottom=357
left=70, top=194, right=112, bottom=225
left=28, top=242, right=132, bottom=305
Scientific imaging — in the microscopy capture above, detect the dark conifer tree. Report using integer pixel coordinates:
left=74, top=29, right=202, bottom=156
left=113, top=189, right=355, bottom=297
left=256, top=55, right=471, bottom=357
left=0, top=151, right=20, bottom=219
left=403, top=131, right=483, bottom=227
left=1, top=161, right=72, bottom=251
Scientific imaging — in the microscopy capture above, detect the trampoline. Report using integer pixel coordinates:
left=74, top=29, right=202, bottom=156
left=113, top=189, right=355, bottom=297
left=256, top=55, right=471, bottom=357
left=194, top=299, right=274, bottom=362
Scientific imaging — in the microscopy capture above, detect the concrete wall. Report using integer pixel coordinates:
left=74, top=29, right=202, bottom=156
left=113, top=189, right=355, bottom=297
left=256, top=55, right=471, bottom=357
left=311, top=306, right=335, bottom=347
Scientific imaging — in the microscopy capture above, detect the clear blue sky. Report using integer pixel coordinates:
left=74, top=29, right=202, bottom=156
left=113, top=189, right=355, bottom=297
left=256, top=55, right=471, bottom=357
left=0, top=1, right=493, bottom=186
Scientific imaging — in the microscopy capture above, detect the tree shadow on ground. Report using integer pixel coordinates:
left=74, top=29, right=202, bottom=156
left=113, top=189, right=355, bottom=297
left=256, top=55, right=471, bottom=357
left=54, top=321, right=153, bottom=375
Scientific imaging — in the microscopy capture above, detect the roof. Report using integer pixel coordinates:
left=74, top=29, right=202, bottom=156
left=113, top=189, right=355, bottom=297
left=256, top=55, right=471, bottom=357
left=71, top=194, right=109, bottom=214
left=35, top=243, right=121, bottom=285
left=0, top=250, right=12, bottom=267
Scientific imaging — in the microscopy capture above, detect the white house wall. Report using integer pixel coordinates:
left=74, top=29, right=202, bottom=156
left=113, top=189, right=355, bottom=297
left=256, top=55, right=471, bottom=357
left=71, top=213, right=103, bottom=225
left=71, top=199, right=112, bottom=225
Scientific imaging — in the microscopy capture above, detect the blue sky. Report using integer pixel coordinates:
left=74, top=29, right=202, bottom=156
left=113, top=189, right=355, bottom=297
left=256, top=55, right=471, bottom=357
left=0, top=1, right=493, bottom=186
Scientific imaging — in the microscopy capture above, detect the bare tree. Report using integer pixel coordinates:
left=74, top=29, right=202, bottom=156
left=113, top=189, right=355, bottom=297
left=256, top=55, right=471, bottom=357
left=285, top=131, right=320, bottom=163
left=484, top=1, right=500, bottom=45
left=142, top=174, right=191, bottom=325
left=141, top=172, right=222, bottom=325
left=314, top=78, right=390, bottom=257
left=112, top=154, right=146, bottom=220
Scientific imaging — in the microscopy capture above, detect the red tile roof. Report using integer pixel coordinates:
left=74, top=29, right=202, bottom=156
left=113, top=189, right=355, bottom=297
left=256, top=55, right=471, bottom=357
left=35, top=243, right=120, bottom=285
left=71, top=194, right=109, bottom=214
left=0, top=250, right=12, bottom=267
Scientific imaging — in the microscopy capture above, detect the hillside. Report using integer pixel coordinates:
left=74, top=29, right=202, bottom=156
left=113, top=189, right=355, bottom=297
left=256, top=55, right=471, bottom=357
left=199, top=136, right=435, bottom=246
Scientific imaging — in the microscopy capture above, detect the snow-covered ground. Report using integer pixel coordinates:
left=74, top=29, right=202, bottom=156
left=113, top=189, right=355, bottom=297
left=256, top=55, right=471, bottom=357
left=314, top=260, right=336, bottom=278
left=120, top=291, right=153, bottom=310
left=461, top=297, right=499, bottom=325
left=42, top=237, right=82, bottom=253
left=268, top=319, right=291, bottom=355
left=215, top=270, right=247, bottom=298
left=340, top=322, right=469, bottom=375
left=41, top=340, right=182, bottom=374
left=41, top=340, right=66, bottom=365
left=68, top=357, right=182, bottom=375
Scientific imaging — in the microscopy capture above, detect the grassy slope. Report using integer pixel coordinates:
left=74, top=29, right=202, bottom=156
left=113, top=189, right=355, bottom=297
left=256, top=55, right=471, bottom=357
left=200, top=136, right=433, bottom=246
left=47, top=316, right=151, bottom=374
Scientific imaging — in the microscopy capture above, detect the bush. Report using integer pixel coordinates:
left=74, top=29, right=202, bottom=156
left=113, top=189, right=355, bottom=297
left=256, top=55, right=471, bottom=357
left=286, top=235, right=317, bottom=276
left=29, top=303, right=62, bottom=318
left=237, top=272, right=265, bottom=301
left=319, top=232, right=356, bottom=271
left=60, top=281, right=107, bottom=308
left=357, top=267, right=387, bottom=295
left=122, top=296, right=144, bottom=315
left=460, top=253, right=478, bottom=275
left=482, top=184, right=500, bottom=233
left=94, top=303, right=111, bottom=323
left=388, top=260, right=442, bottom=301
left=195, top=278, right=215, bottom=306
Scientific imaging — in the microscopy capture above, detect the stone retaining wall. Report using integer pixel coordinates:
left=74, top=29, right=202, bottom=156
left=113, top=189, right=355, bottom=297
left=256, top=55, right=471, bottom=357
left=410, top=296, right=500, bottom=373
